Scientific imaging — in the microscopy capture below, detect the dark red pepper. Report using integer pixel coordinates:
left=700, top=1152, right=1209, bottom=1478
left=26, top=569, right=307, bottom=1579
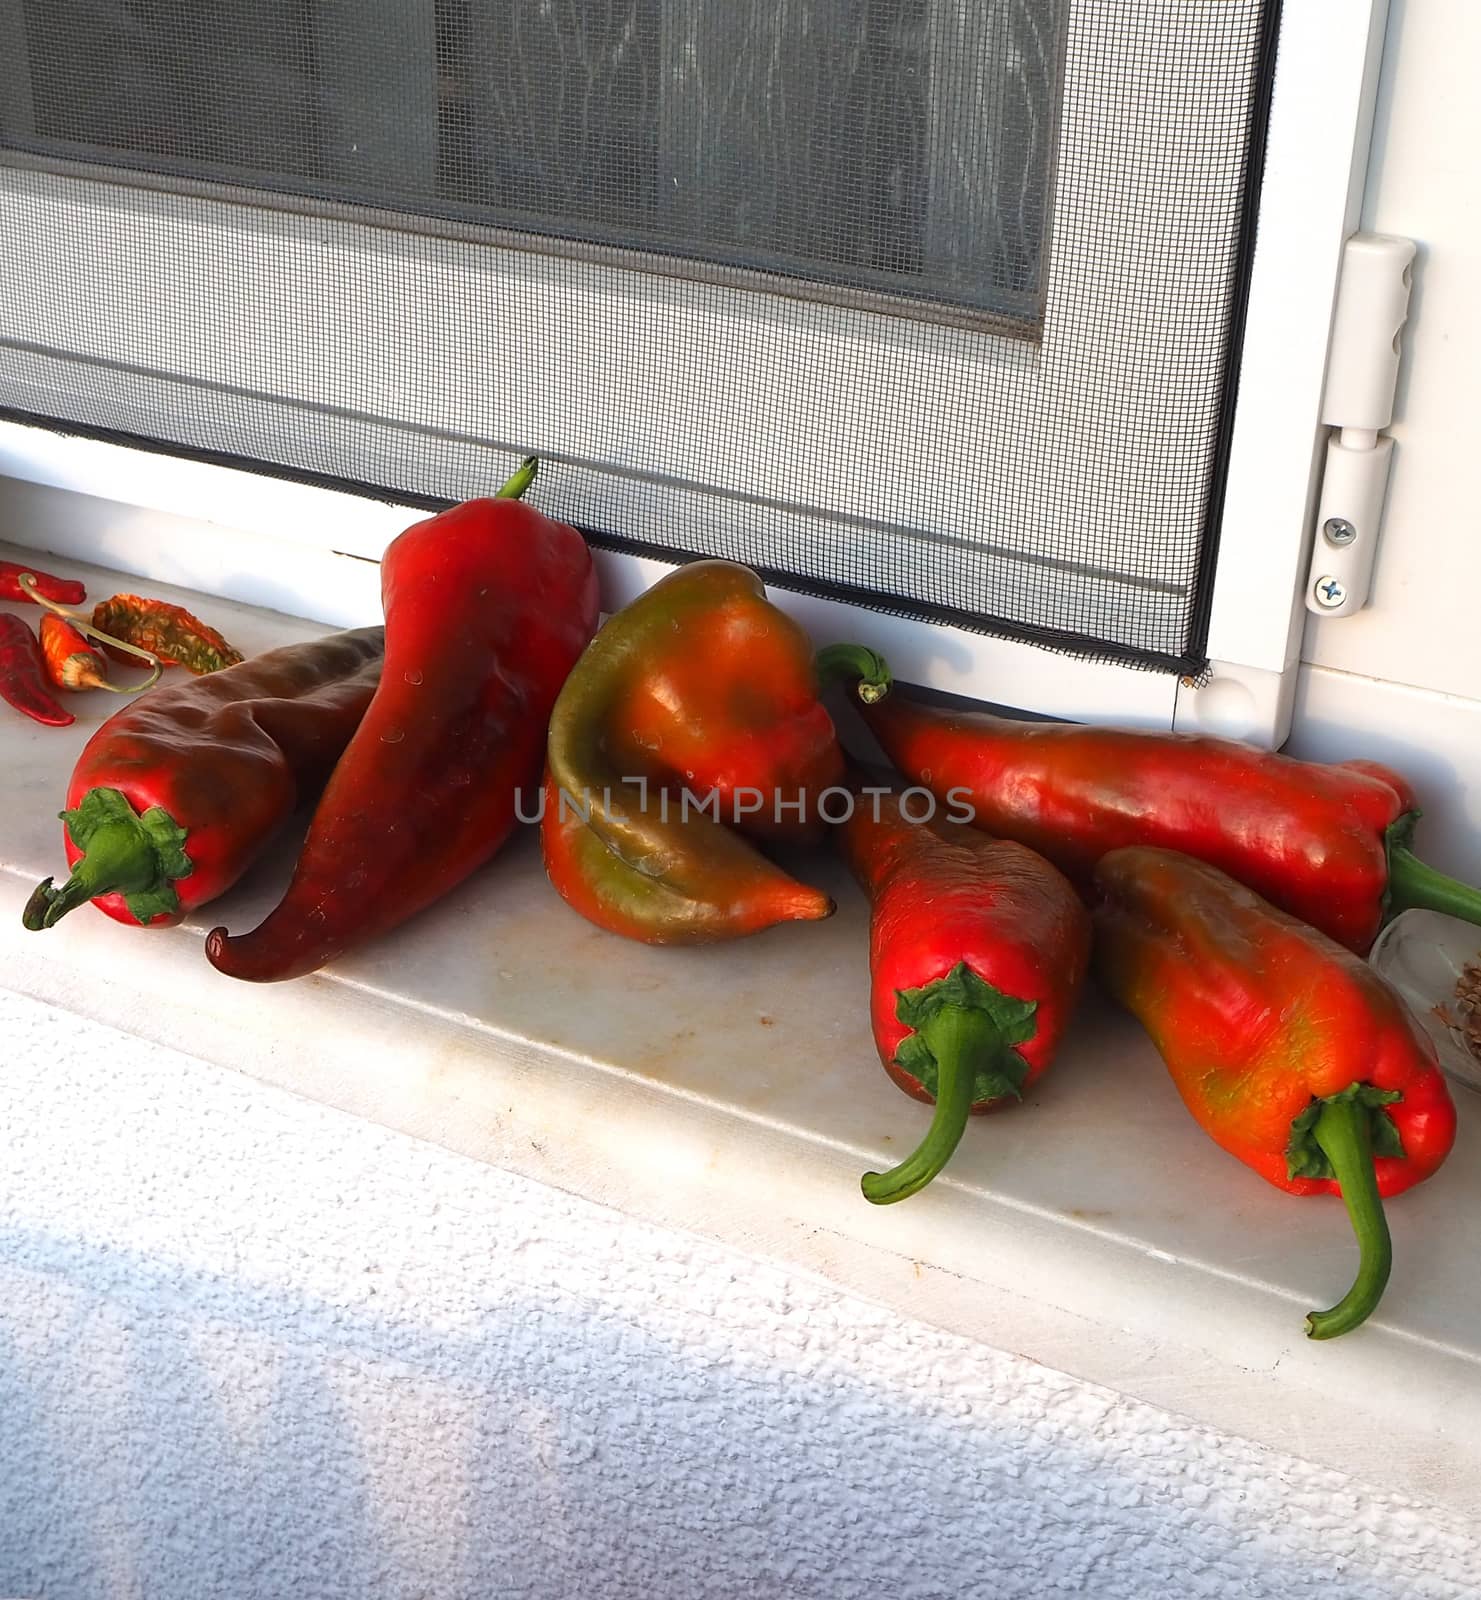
left=0, top=613, right=74, bottom=727
left=1, top=559, right=85, bottom=607
left=205, top=460, right=598, bottom=982
left=23, top=628, right=385, bottom=929
left=839, top=787, right=1091, bottom=1202
left=849, top=687, right=1481, bottom=954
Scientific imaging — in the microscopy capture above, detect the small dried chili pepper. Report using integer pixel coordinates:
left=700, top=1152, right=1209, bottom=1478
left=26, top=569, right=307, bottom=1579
left=20, top=572, right=165, bottom=693
left=1093, top=846, right=1457, bottom=1340
left=92, top=594, right=244, bottom=675
left=39, top=613, right=137, bottom=693
left=0, top=613, right=74, bottom=726
left=205, top=459, right=598, bottom=982
left=839, top=786, right=1090, bottom=1202
left=542, top=559, right=887, bottom=944
left=1, top=558, right=85, bottom=607
left=845, top=684, right=1481, bottom=954
left=24, top=627, right=385, bottom=930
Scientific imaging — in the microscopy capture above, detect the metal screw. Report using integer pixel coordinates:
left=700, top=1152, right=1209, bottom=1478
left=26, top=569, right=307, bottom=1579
left=1314, top=575, right=1348, bottom=608
left=1323, top=517, right=1357, bottom=546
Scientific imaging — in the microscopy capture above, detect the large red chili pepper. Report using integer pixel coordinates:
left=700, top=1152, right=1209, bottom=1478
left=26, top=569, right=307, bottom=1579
left=1, top=559, right=85, bottom=607
left=0, top=612, right=74, bottom=726
left=1094, top=846, right=1456, bottom=1339
left=23, top=628, right=386, bottom=929
left=206, top=461, right=598, bottom=982
left=838, top=787, right=1090, bottom=1202
left=541, top=559, right=887, bottom=943
left=848, top=686, right=1481, bottom=954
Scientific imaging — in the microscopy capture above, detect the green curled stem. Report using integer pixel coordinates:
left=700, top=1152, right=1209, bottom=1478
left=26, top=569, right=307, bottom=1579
left=815, top=642, right=892, bottom=706
left=862, top=1005, right=996, bottom=1205
left=1305, top=1096, right=1393, bottom=1340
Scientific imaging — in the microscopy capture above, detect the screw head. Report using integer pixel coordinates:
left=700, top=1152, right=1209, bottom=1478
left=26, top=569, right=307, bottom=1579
left=1323, top=517, right=1357, bottom=547
left=1314, top=575, right=1348, bottom=609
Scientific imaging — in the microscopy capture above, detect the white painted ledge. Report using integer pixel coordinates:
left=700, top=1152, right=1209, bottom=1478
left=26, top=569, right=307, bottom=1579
left=1, top=535, right=1479, bottom=1522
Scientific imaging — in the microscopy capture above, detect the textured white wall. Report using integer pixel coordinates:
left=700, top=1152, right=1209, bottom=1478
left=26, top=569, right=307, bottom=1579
left=2, top=986, right=1476, bottom=1600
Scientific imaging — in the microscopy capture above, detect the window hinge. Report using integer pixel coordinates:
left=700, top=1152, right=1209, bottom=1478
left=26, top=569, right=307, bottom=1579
left=1304, top=232, right=1416, bottom=620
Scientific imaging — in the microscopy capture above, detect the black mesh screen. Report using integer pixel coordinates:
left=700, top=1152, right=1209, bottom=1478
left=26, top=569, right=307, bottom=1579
left=0, top=0, right=1277, bottom=674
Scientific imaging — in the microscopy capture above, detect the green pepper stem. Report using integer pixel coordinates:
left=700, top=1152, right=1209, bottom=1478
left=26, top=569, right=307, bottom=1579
left=27, top=820, right=161, bottom=929
left=1387, top=842, right=1481, bottom=930
left=1305, top=1095, right=1393, bottom=1340
left=861, top=1004, right=998, bottom=1205
left=495, top=455, right=539, bottom=501
left=814, top=643, right=892, bottom=706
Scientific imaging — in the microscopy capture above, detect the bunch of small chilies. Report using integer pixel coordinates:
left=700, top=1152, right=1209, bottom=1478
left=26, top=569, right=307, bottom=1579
left=13, top=462, right=1481, bottom=1341
left=1, top=556, right=243, bottom=725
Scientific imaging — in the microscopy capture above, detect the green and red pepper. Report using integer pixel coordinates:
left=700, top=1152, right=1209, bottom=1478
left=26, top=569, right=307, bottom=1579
left=1093, top=846, right=1456, bottom=1338
left=91, top=593, right=244, bottom=675
left=542, top=559, right=887, bottom=944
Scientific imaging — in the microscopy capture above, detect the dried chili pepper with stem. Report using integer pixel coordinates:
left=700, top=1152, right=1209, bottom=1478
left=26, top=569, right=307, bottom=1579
left=2, top=559, right=86, bottom=606
left=40, top=613, right=153, bottom=693
left=1093, top=846, right=1456, bottom=1339
left=19, top=573, right=163, bottom=690
left=91, top=593, right=243, bottom=675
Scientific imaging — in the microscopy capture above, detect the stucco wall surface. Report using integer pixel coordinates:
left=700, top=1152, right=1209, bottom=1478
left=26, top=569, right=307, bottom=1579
left=2, top=986, right=1476, bottom=1600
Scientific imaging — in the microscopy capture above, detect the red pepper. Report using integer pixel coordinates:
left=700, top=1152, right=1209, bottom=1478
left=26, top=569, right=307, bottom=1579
left=39, top=613, right=133, bottom=693
left=839, top=787, right=1091, bottom=1202
left=205, top=461, right=598, bottom=982
left=23, top=628, right=386, bottom=929
left=1093, top=846, right=1456, bottom=1339
left=0, top=613, right=74, bottom=726
left=1, top=559, right=85, bottom=607
left=541, top=560, right=886, bottom=943
left=849, top=687, right=1481, bottom=953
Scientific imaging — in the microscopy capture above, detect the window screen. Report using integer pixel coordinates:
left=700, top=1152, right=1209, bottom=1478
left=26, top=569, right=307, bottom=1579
left=0, top=0, right=1277, bottom=674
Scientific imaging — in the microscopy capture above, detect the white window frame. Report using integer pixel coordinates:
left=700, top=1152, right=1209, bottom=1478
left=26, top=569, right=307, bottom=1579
left=0, top=1, right=1387, bottom=744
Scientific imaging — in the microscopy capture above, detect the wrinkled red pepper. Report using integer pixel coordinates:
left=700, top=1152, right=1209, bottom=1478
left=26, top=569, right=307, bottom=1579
left=1094, top=846, right=1456, bottom=1339
left=0, top=612, right=74, bottom=726
left=92, top=594, right=244, bottom=675
left=206, top=460, right=598, bottom=981
left=850, top=686, right=1481, bottom=954
left=1, top=559, right=85, bottom=607
left=839, top=787, right=1090, bottom=1202
left=23, top=628, right=386, bottom=929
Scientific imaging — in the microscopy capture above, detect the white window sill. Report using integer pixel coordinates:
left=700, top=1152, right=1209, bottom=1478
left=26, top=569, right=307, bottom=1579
left=2, top=530, right=1479, bottom=1520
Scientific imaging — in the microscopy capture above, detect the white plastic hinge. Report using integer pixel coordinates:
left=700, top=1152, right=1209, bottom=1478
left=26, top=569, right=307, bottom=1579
left=1304, top=232, right=1416, bottom=619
